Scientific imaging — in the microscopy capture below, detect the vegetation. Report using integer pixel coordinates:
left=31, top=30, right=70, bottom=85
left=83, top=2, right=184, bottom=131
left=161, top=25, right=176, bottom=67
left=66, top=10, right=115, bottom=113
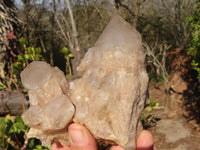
left=0, top=37, right=44, bottom=90
left=0, top=115, right=50, bottom=150
left=187, top=0, right=200, bottom=83
left=141, top=100, right=159, bottom=129
left=60, top=47, right=74, bottom=76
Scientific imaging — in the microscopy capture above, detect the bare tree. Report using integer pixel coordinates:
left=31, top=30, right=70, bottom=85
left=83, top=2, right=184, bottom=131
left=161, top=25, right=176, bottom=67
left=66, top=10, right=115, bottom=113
left=53, top=0, right=113, bottom=75
left=66, top=0, right=80, bottom=51
left=140, top=0, right=195, bottom=49
left=114, top=0, right=147, bottom=27
left=22, top=0, right=31, bottom=44
left=53, top=0, right=81, bottom=75
left=143, top=40, right=172, bottom=110
left=144, top=40, right=171, bottom=89
left=50, top=0, right=56, bottom=66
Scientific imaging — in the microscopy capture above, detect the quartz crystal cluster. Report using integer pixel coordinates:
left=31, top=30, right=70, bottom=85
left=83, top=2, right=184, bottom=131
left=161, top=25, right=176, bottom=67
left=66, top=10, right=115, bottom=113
left=21, top=61, right=74, bottom=145
left=21, top=15, right=149, bottom=150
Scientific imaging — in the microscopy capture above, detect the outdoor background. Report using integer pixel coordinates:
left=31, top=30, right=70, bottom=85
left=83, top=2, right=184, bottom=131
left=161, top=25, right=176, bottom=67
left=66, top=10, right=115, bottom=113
left=0, top=0, right=200, bottom=149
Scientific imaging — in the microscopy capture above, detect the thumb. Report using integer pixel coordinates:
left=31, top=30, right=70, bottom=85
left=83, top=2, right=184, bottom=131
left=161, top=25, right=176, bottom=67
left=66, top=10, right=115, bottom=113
left=68, top=123, right=97, bottom=150
left=136, top=130, right=154, bottom=150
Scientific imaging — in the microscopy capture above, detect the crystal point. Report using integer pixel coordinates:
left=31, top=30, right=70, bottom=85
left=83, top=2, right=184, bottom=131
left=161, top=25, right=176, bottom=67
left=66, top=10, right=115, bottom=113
left=70, top=16, right=148, bottom=150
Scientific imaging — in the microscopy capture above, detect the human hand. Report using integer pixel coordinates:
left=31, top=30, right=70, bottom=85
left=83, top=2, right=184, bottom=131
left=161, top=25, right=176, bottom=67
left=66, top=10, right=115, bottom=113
left=51, top=123, right=153, bottom=150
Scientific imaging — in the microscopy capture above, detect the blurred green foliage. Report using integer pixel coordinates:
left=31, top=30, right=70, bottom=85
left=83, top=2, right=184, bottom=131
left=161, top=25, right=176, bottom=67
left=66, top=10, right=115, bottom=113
left=0, top=37, right=44, bottom=90
left=13, top=38, right=44, bottom=78
left=141, top=99, right=159, bottom=129
left=0, top=115, right=50, bottom=150
left=60, top=47, right=73, bottom=57
left=60, top=47, right=74, bottom=76
left=146, top=99, right=159, bottom=112
left=148, top=73, right=165, bottom=83
left=187, top=0, right=200, bottom=83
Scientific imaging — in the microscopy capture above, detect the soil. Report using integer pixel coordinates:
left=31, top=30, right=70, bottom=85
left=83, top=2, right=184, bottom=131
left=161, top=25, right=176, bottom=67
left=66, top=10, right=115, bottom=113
left=147, top=82, right=200, bottom=150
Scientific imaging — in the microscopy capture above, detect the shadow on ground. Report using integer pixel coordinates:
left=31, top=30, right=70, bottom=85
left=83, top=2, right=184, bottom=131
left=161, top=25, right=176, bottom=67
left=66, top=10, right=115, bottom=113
left=183, top=84, right=200, bottom=124
left=183, top=68, right=200, bottom=124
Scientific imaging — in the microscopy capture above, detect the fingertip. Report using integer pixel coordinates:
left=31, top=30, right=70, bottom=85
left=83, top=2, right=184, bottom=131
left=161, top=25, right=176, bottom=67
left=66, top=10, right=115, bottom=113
left=51, top=143, right=70, bottom=150
left=136, top=130, right=154, bottom=150
left=68, top=123, right=97, bottom=150
left=51, top=143, right=57, bottom=150
left=68, top=123, right=82, bottom=130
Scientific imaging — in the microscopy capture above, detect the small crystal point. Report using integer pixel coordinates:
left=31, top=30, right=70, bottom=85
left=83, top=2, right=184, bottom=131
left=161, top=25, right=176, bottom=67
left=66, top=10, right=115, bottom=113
left=20, top=61, right=51, bottom=90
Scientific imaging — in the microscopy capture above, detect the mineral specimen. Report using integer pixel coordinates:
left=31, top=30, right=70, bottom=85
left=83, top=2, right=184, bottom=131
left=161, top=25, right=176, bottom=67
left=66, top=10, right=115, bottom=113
left=21, top=15, right=148, bottom=150
left=21, top=61, right=74, bottom=145
left=70, top=15, right=148, bottom=150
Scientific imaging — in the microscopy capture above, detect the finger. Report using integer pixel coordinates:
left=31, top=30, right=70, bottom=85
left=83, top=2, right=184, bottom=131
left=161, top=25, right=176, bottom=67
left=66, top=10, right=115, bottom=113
left=136, top=130, right=154, bottom=150
left=110, top=145, right=124, bottom=150
left=110, top=130, right=154, bottom=150
left=68, top=123, right=97, bottom=150
left=51, top=142, right=70, bottom=150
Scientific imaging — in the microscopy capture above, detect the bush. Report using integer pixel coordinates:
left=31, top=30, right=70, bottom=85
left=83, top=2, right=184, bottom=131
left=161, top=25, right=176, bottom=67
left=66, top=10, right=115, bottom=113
left=187, top=0, right=200, bottom=83
left=0, top=115, right=50, bottom=150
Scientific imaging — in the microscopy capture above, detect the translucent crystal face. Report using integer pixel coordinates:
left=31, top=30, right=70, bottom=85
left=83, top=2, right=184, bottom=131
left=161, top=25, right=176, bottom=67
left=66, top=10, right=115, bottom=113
left=21, top=15, right=148, bottom=150
left=20, top=61, right=52, bottom=90
left=44, top=95, right=75, bottom=129
left=22, top=105, right=43, bottom=127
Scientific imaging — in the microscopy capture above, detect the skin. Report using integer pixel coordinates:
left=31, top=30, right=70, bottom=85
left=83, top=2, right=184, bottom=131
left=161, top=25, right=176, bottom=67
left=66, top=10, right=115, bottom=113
left=51, top=123, right=154, bottom=150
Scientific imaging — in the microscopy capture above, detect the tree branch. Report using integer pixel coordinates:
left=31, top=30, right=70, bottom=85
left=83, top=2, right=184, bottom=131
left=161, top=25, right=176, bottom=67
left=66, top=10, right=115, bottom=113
left=66, top=0, right=80, bottom=51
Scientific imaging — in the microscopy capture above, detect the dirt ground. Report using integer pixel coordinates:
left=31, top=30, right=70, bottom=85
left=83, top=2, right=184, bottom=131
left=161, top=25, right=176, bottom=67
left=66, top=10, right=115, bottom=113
left=147, top=82, right=200, bottom=150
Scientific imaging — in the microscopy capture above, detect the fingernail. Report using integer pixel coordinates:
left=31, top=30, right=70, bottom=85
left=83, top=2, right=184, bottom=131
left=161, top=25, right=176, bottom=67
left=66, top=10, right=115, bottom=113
left=55, top=142, right=63, bottom=148
left=51, top=142, right=63, bottom=150
left=69, top=128, right=86, bottom=145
